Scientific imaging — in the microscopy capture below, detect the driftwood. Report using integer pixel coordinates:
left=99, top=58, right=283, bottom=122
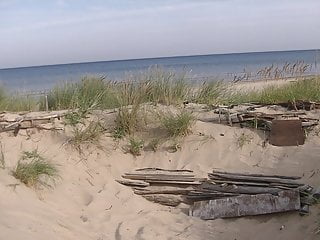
left=208, top=172, right=304, bottom=186
left=190, top=190, right=301, bottom=220
left=142, top=194, right=185, bottom=207
left=199, top=106, right=319, bottom=133
left=212, top=169, right=301, bottom=180
left=117, top=168, right=311, bottom=218
left=115, top=179, right=150, bottom=188
left=0, top=110, right=68, bottom=133
left=199, top=182, right=282, bottom=195
left=133, top=186, right=195, bottom=195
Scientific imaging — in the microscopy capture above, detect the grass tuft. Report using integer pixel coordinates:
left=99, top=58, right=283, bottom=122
left=70, top=122, right=104, bottom=147
left=235, top=132, right=253, bottom=149
left=128, top=137, right=144, bottom=156
left=160, top=110, right=195, bottom=137
left=13, top=150, right=58, bottom=188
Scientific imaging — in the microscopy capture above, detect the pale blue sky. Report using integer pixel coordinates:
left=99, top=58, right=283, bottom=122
left=1, top=0, right=319, bottom=68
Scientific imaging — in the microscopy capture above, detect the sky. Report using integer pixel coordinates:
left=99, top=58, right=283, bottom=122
left=0, top=0, right=320, bottom=68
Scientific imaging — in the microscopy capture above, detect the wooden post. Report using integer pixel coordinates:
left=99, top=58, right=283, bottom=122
left=45, top=95, right=49, bottom=112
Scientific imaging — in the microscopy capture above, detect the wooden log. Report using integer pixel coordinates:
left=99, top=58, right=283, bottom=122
left=211, top=169, right=301, bottom=180
left=142, top=194, right=184, bottom=206
left=116, top=179, right=150, bottom=188
left=208, top=173, right=303, bottom=186
left=190, top=190, right=301, bottom=220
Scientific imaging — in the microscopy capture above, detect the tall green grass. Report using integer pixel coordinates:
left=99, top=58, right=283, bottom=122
left=1, top=72, right=320, bottom=113
left=227, top=77, right=320, bottom=104
left=46, top=77, right=119, bottom=111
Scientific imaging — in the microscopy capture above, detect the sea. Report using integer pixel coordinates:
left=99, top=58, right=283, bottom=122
left=0, top=49, right=319, bottom=91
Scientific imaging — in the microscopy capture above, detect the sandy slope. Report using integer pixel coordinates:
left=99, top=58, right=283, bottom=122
left=0, top=108, right=320, bottom=240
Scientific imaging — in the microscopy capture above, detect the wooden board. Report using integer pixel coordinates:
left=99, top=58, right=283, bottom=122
left=269, top=119, right=305, bottom=146
left=190, top=190, right=300, bottom=220
left=208, top=173, right=303, bottom=186
left=211, top=170, right=301, bottom=180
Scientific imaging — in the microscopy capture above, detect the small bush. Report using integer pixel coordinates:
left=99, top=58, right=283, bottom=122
left=160, top=110, right=195, bottom=137
left=13, top=150, right=58, bottom=188
left=128, top=138, right=144, bottom=156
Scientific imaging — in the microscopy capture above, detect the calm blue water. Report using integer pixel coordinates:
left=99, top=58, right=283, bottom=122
left=0, top=49, right=319, bottom=91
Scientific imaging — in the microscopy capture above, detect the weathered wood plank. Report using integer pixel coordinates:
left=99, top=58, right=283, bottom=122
left=208, top=173, right=303, bottom=186
left=135, top=168, right=193, bottom=173
left=122, top=175, right=196, bottom=182
left=200, top=182, right=282, bottom=195
left=133, top=186, right=195, bottom=195
left=211, top=170, right=301, bottom=180
left=190, top=190, right=301, bottom=220
left=116, top=179, right=150, bottom=188
left=142, top=194, right=185, bottom=206
left=143, top=180, right=203, bottom=185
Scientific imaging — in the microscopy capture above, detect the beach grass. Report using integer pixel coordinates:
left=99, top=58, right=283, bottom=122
left=0, top=70, right=320, bottom=113
left=13, top=150, right=59, bottom=188
left=70, top=121, right=104, bottom=147
left=159, top=110, right=195, bottom=137
left=227, top=77, right=320, bottom=104
left=127, top=137, right=144, bottom=156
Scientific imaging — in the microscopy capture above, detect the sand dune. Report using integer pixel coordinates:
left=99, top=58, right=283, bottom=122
left=0, top=106, right=320, bottom=240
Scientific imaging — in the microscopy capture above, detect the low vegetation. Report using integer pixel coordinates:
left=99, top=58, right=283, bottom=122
left=13, top=150, right=59, bottom=188
left=160, top=110, right=195, bottom=137
left=127, top=137, right=144, bottom=156
left=1, top=68, right=319, bottom=113
left=235, top=132, right=253, bottom=149
left=148, top=138, right=161, bottom=152
left=70, top=121, right=104, bottom=148
left=227, top=77, right=320, bottom=104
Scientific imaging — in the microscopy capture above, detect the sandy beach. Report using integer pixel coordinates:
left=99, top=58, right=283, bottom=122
left=0, top=100, right=319, bottom=240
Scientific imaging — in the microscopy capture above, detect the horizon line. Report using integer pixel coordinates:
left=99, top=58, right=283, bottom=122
left=1, top=48, right=319, bottom=71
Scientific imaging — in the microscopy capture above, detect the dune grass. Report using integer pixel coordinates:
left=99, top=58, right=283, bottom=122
left=13, top=150, right=59, bottom=188
left=227, top=77, right=320, bottom=104
left=70, top=121, right=104, bottom=147
left=194, top=80, right=227, bottom=105
left=128, top=137, right=144, bottom=156
left=1, top=70, right=319, bottom=113
left=159, top=110, right=195, bottom=137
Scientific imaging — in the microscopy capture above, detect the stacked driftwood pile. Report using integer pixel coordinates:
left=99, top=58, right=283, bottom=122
left=117, top=168, right=318, bottom=220
left=0, top=110, right=67, bottom=134
left=117, top=168, right=204, bottom=206
left=199, top=105, right=319, bottom=130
